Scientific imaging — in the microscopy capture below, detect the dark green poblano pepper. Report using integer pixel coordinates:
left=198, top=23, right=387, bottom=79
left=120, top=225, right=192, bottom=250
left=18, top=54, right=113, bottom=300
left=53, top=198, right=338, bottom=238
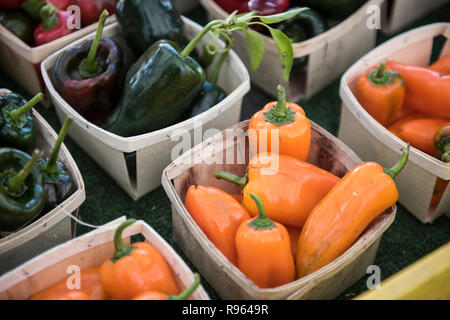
left=38, top=116, right=75, bottom=210
left=116, top=0, right=183, bottom=56
left=105, top=9, right=304, bottom=137
left=0, top=92, right=43, bottom=151
left=0, top=148, right=46, bottom=233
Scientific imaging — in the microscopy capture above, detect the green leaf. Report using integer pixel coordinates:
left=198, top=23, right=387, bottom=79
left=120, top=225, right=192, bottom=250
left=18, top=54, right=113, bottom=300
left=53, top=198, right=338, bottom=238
left=268, top=27, right=294, bottom=82
left=258, top=8, right=307, bottom=24
left=236, top=10, right=258, bottom=22
left=245, top=29, right=265, bottom=71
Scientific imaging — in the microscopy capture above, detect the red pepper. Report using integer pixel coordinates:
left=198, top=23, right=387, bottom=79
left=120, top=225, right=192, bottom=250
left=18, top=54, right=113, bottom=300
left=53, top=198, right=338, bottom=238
left=72, top=0, right=117, bottom=27
left=48, top=0, right=71, bottom=10
left=0, top=0, right=26, bottom=9
left=248, top=0, right=290, bottom=16
left=214, top=0, right=248, bottom=14
left=33, top=3, right=75, bottom=46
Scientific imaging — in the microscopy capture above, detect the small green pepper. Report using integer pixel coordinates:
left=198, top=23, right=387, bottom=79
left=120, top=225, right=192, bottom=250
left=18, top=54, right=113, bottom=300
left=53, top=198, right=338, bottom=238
left=0, top=92, right=43, bottom=151
left=0, top=10, right=35, bottom=45
left=37, top=116, right=75, bottom=210
left=0, top=148, right=46, bottom=233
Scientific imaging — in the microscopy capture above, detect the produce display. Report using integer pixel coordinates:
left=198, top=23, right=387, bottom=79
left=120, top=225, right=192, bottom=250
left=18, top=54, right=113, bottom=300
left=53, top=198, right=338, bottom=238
left=0, top=91, right=75, bottom=233
left=0, top=0, right=118, bottom=47
left=0, top=0, right=448, bottom=303
left=356, top=56, right=450, bottom=163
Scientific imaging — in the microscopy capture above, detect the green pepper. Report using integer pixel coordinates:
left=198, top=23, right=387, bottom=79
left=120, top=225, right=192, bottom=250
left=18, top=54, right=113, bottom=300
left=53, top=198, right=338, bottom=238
left=104, top=40, right=206, bottom=137
left=104, top=10, right=301, bottom=137
left=301, top=0, right=367, bottom=20
left=37, top=116, right=75, bottom=210
left=116, top=0, right=183, bottom=56
left=0, top=10, right=35, bottom=45
left=0, top=93, right=43, bottom=151
left=21, top=0, right=46, bottom=22
left=0, top=148, right=46, bottom=233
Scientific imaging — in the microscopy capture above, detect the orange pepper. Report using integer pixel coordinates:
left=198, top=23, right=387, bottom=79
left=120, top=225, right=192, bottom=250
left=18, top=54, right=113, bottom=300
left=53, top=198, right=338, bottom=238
left=99, top=219, right=179, bottom=300
left=429, top=54, right=450, bottom=74
left=249, top=85, right=311, bottom=161
left=296, top=145, right=410, bottom=278
left=285, top=225, right=301, bottom=258
left=434, top=122, right=450, bottom=163
left=386, top=60, right=450, bottom=119
left=388, top=115, right=448, bottom=156
left=132, top=274, right=201, bottom=300
left=184, top=185, right=250, bottom=265
left=356, top=61, right=405, bottom=126
left=30, top=267, right=109, bottom=300
left=214, top=153, right=340, bottom=228
left=235, top=193, right=295, bottom=288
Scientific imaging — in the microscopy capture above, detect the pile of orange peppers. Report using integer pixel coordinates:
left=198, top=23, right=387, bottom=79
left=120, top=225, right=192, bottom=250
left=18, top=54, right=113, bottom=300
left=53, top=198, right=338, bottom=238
left=30, top=219, right=201, bottom=300
left=185, top=85, right=410, bottom=289
left=356, top=55, right=450, bottom=163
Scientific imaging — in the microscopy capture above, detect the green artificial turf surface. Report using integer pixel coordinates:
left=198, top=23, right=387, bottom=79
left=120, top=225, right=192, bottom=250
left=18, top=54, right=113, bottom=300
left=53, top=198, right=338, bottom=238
left=1, top=2, right=449, bottom=300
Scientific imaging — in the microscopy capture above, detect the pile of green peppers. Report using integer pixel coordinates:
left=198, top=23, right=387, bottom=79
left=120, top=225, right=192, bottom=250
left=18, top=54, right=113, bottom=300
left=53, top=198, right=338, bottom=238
left=0, top=91, right=75, bottom=234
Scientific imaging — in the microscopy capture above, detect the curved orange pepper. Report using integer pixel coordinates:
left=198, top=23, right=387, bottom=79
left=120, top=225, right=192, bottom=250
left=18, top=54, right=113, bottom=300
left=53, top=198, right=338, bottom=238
left=185, top=185, right=250, bottom=265
left=215, top=153, right=340, bottom=228
left=296, top=145, right=410, bottom=278
left=30, top=267, right=109, bottom=300
left=386, top=60, right=450, bottom=119
left=429, top=54, right=450, bottom=75
left=388, top=116, right=448, bottom=156
left=235, top=193, right=295, bottom=288
left=249, top=85, right=311, bottom=161
left=285, top=225, right=301, bottom=258
left=132, top=274, right=201, bottom=300
left=357, top=61, right=405, bottom=127
left=99, top=219, right=179, bottom=300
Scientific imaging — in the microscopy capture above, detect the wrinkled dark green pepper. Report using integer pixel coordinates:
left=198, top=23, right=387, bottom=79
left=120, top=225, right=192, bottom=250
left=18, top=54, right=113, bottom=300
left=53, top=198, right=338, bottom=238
left=301, top=0, right=367, bottom=19
left=116, top=0, right=183, bottom=56
left=37, top=117, right=75, bottom=210
left=52, top=11, right=122, bottom=126
left=0, top=93, right=43, bottom=151
left=104, top=40, right=205, bottom=137
left=275, top=8, right=328, bottom=68
left=0, top=148, right=46, bottom=233
left=0, top=10, right=35, bottom=45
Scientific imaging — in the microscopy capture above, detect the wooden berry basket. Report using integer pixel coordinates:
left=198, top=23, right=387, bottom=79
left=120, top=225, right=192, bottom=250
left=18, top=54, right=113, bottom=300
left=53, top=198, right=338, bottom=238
left=381, top=0, right=450, bottom=35
left=161, top=120, right=397, bottom=300
left=0, top=89, right=85, bottom=275
left=338, top=23, right=450, bottom=223
left=199, top=0, right=383, bottom=101
left=0, top=217, right=210, bottom=300
left=0, top=15, right=117, bottom=107
left=41, top=18, right=250, bottom=201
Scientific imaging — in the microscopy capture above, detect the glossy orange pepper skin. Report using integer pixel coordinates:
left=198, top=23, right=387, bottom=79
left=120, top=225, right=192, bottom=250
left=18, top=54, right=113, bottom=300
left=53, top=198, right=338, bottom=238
left=30, top=267, right=109, bottom=300
left=249, top=86, right=311, bottom=161
left=185, top=185, right=250, bottom=265
left=295, top=147, right=409, bottom=278
left=429, top=54, right=450, bottom=74
left=388, top=116, right=448, bottom=156
left=356, top=62, right=405, bottom=127
left=132, top=291, right=168, bottom=300
left=242, top=153, right=339, bottom=228
left=99, top=220, right=179, bottom=300
left=132, top=273, right=201, bottom=300
left=235, top=194, right=295, bottom=288
left=386, top=60, right=450, bottom=119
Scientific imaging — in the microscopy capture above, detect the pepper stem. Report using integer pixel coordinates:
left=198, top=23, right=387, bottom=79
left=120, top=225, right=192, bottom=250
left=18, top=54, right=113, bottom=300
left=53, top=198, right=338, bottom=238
left=377, top=61, right=386, bottom=78
left=209, top=45, right=230, bottom=85
left=441, top=143, right=450, bottom=163
left=7, top=93, right=43, bottom=123
left=79, top=10, right=109, bottom=78
left=6, top=149, right=41, bottom=194
left=384, top=144, right=410, bottom=179
left=111, top=219, right=137, bottom=263
left=263, top=85, right=295, bottom=126
left=214, top=170, right=247, bottom=189
left=40, top=3, right=58, bottom=30
left=44, top=116, right=73, bottom=175
left=169, top=274, right=201, bottom=300
left=180, top=20, right=223, bottom=59
left=368, top=60, right=394, bottom=86
left=248, top=193, right=275, bottom=230
left=273, top=85, right=287, bottom=118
